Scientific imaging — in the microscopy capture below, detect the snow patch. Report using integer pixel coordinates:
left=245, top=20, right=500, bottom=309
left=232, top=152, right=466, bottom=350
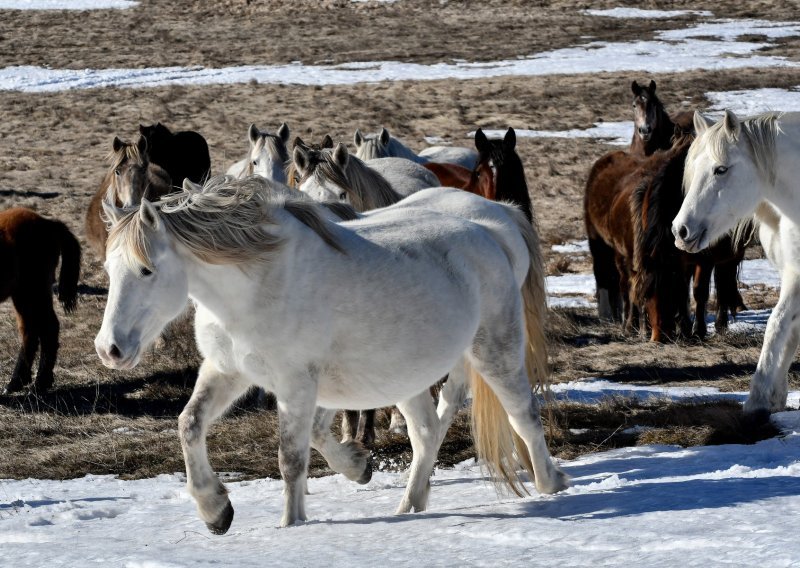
left=552, top=240, right=590, bottom=254
left=474, top=122, right=632, bottom=145
left=585, top=8, right=713, bottom=19
left=0, top=0, right=137, bottom=8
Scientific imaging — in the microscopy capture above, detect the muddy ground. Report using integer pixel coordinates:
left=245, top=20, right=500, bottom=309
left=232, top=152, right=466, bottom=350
left=0, top=0, right=797, bottom=480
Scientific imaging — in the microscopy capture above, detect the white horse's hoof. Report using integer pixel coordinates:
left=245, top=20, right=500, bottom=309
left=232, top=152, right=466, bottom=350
left=536, top=467, right=570, bottom=495
left=205, top=502, right=234, bottom=535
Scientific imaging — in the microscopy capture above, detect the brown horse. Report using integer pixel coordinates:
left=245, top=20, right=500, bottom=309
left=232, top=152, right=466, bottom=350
left=86, top=136, right=173, bottom=259
left=425, top=127, right=533, bottom=221
left=630, top=80, right=694, bottom=156
left=0, top=208, right=80, bottom=394
left=633, top=134, right=750, bottom=341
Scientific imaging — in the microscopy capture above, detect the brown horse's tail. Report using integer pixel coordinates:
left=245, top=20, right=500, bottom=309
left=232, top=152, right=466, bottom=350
left=469, top=208, right=548, bottom=497
left=55, top=221, right=81, bottom=313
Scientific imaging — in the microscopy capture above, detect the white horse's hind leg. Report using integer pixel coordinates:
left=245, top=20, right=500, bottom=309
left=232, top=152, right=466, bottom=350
left=310, top=408, right=372, bottom=484
left=178, top=360, right=251, bottom=535
left=395, top=391, right=441, bottom=514
left=470, top=355, right=569, bottom=495
left=745, top=269, right=800, bottom=416
left=436, top=361, right=469, bottom=448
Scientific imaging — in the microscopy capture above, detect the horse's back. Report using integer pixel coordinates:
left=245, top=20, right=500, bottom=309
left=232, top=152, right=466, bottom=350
left=418, top=146, right=478, bottom=170
left=366, top=157, right=441, bottom=196
left=0, top=208, right=62, bottom=282
left=423, top=162, right=471, bottom=189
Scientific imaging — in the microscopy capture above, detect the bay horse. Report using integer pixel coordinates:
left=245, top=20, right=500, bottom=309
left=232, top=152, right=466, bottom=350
left=138, top=122, right=211, bottom=185
left=226, top=123, right=291, bottom=183
left=1, top=208, right=80, bottom=394
left=85, top=136, right=173, bottom=260
left=425, top=127, right=533, bottom=221
left=674, top=110, right=799, bottom=417
left=632, top=133, right=749, bottom=341
left=354, top=126, right=478, bottom=169
left=630, top=79, right=694, bottom=156
left=96, top=175, right=567, bottom=532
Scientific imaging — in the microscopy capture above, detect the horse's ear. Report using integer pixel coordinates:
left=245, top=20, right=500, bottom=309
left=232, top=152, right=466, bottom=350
left=379, top=127, right=390, bottom=146
left=293, top=136, right=305, bottom=149
left=723, top=109, right=740, bottom=138
left=293, top=145, right=310, bottom=176
left=277, top=122, right=290, bottom=144
left=503, top=127, right=516, bottom=150
left=474, top=128, right=490, bottom=154
left=354, top=129, right=364, bottom=147
left=333, top=142, right=349, bottom=168
left=136, top=135, right=148, bottom=156
left=182, top=178, right=202, bottom=192
left=631, top=80, right=642, bottom=96
left=648, top=80, right=656, bottom=94
left=321, top=134, right=334, bottom=149
left=693, top=111, right=713, bottom=135
left=113, top=136, right=125, bottom=153
left=139, top=199, right=160, bottom=230
left=248, top=123, right=260, bottom=144
left=138, top=124, right=148, bottom=136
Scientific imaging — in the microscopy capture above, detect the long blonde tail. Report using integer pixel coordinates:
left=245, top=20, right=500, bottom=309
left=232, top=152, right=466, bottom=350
left=470, top=210, right=549, bottom=496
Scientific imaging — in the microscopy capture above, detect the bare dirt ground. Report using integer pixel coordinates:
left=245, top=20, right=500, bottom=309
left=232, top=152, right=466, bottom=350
left=0, top=0, right=797, bottom=480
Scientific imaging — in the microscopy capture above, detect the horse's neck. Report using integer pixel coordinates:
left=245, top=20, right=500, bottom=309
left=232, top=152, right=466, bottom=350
left=650, top=108, right=675, bottom=153
left=496, top=161, right=533, bottom=220
left=765, top=121, right=800, bottom=220
left=388, top=138, right=422, bottom=162
left=347, top=157, right=403, bottom=209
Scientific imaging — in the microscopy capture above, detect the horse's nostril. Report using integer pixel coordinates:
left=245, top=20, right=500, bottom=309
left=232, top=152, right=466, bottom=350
left=109, top=344, right=122, bottom=360
left=678, top=225, right=689, bottom=240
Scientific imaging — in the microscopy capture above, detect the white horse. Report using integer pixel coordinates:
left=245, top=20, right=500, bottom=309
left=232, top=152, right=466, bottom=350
left=354, top=127, right=479, bottom=170
left=673, top=109, right=799, bottom=417
left=294, top=142, right=437, bottom=207
left=95, top=175, right=568, bottom=532
left=226, top=123, right=290, bottom=183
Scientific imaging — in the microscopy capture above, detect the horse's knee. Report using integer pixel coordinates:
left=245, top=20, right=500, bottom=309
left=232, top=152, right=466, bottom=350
left=178, top=408, right=202, bottom=445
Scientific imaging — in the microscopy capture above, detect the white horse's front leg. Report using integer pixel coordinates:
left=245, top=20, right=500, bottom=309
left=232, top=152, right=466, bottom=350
left=396, top=390, right=441, bottom=514
left=275, top=380, right=318, bottom=527
left=178, top=359, right=251, bottom=535
left=745, top=268, right=800, bottom=416
left=310, top=408, right=372, bottom=484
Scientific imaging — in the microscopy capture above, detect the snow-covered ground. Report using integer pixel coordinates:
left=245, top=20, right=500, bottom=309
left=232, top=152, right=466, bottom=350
left=0, top=0, right=137, bottom=8
left=2, top=406, right=799, bottom=567
left=584, top=8, right=714, bottom=19
left=0, top=18, right=798, bottom=92
left=475, top=122, right=632, bottom=145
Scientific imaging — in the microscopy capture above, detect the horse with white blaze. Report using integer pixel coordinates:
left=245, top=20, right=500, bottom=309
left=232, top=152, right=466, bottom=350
left=94, top=176, right=567, bottom=533
left=673, top=110, right=799, bottom=418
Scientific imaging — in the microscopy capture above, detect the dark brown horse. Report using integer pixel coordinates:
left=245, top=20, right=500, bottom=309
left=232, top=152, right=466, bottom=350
left=86, top=136, right=173, bottom=259
left=633, top=134, right=749, bottom=341
left=138, top=122, right=211, bottom=185
left=425, top=127, right=533, bottom=221
left=0, top=208, right=80, bottom=394
left=630, top=80, right=694, bottom=156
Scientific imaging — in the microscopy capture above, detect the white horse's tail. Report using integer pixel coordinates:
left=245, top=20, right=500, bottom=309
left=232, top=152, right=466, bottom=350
left=469, top=210, right=549, bottom=496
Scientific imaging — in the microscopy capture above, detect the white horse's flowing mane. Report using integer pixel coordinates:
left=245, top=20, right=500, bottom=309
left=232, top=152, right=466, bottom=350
left=106, top=176, right=349, bottom=269
left=300, top=149, right=403, bottom=211
left=685, top=111, right=783, bottom=190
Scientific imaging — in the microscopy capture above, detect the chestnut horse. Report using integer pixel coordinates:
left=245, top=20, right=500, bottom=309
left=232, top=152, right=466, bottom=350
left=630, top=80, right=694, bottom=156
left=425, top=127, right=533, bottom=221
left=85, top=136, right=173, bottom=259
left=587, top=134, right=749, bottom=341
left=0, top=208, right=80, bottom=394
left=633, top=135, right=750, bottom=341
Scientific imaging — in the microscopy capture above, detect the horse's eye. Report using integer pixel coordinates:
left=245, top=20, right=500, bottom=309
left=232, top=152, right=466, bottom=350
left=338, top=192, right=347, bottom=201
left=114, top=169, right=121, bottom=176
left=714, top=165, right=729, bottom=176
left=140, top=267, right=153, bottom=277
left=252, top=160, right=258, bottom=166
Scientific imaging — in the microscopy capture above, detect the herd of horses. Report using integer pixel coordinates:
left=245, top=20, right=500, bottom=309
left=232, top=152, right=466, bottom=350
left=1, top=78, right=797, bottom=531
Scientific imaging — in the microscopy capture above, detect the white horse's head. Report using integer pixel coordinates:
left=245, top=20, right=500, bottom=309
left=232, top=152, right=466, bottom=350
left=295, top=142, right=351, bottom=203
left=353, top=127, right=390, bottom=161
left=95, top=197, right=189, bottom=369
left=245, top=123, right=290, bottom=183
left=672, top=110, right=765, bottom=252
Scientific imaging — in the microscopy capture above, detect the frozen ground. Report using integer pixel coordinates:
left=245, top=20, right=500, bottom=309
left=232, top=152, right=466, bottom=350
left=0, top=0, right=137, bottom=8
left=0, top=18, right=798, bottom=92
left=2, top=403, right=799, bottom=567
